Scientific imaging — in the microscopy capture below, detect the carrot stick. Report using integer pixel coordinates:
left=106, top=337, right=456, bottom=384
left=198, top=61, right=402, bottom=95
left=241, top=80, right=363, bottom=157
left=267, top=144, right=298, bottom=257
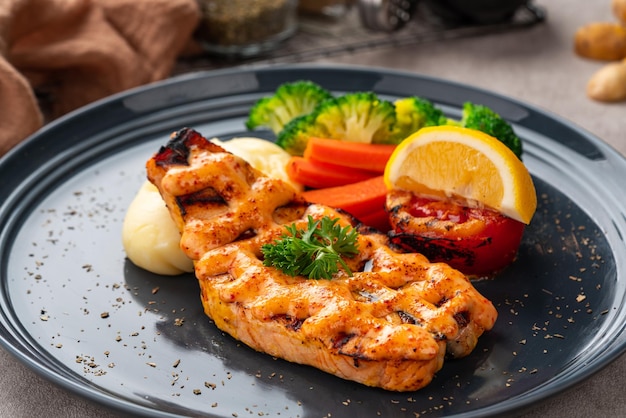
left=286, top=156, right=377, bottom=189
left=303, top=137, right=397, bottom=173
left=301, top=176, right=388, bottom=219
left=358, top=208, right=391, bottom=232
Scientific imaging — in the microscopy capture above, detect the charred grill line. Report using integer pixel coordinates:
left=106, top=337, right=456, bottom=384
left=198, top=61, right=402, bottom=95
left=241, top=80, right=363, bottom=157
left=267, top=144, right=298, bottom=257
left=454, top=311, right=470, bottom=328
left=175, top=197, right=187, bottom=218
left=234, top=229, right=257, bottom=242
left=154, top=128, right=197, bottom=166
left=332, top=332, right=357, bottom=350
left=154, top=128, right=229, bottom=168
left=272, top=314, right=305, bottom=332
left=397, top=310, right=419, bottom=325
left=177, top=188, right=226, bottom=207
left=389, top=231, right=478, bottom=267
left=353, top=289, right=378, bottom=302
left=175, top=188, right=226, bottom=219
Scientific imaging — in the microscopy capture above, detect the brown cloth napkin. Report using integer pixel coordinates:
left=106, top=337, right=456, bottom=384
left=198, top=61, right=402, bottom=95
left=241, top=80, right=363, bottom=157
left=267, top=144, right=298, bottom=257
left=0, top=0, right=200, bottom=157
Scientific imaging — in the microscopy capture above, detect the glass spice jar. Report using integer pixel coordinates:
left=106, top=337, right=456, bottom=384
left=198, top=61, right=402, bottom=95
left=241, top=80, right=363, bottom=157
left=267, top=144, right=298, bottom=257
left=298, top=0, right=354, bottom=19
left=195, top=0, right=299, bottom=57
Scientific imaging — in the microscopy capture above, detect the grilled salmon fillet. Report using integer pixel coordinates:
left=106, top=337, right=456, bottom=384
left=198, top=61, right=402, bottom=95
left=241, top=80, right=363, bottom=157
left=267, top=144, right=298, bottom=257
left=146, top=128, right=498, bottom=392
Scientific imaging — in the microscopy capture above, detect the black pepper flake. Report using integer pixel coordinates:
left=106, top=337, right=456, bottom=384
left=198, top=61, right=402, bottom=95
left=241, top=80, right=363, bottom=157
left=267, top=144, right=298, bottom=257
left=171, top=373, right=180, bottom=386
left=100, top=312, right=109, bottom=318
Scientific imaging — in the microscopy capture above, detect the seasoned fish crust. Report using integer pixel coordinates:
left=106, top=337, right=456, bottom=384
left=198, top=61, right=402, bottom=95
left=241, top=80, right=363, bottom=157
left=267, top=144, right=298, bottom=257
left=146, top=128, right=498, bottom=392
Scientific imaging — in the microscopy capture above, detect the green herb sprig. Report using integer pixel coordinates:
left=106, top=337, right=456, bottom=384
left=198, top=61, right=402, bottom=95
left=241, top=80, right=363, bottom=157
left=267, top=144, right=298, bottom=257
left=261, top=215, right=359, bottom=280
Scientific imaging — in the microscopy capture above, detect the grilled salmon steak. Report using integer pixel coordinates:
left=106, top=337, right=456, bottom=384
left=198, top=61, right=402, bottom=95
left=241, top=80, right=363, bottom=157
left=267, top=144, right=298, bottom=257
left=146, top=128, right=498, bottom=392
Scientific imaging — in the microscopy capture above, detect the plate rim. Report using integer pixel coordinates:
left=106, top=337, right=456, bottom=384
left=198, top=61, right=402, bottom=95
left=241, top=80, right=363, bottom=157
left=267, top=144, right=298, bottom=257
left=1, top=63, right=626, bottom=418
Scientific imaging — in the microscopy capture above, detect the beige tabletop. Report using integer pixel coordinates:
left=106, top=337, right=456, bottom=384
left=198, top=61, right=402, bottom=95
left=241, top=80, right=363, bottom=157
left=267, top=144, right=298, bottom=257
left=1, top=0, right=625, bottom=417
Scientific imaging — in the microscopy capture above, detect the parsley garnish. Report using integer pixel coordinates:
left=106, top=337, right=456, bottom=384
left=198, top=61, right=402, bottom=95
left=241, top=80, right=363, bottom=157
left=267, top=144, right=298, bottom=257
left=261, top=215, right=359, bottom=280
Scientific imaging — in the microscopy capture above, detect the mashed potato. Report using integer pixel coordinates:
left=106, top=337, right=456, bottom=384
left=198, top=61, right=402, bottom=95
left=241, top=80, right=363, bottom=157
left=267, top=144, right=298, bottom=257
left=122, top=137, right=301, bottom=275
left=122, top=181, right=195, bottom=275
left=212, top=138, right=303, bottom=193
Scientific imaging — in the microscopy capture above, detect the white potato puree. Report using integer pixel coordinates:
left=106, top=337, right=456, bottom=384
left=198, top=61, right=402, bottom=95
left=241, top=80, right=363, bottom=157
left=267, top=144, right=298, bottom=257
left=122, top=137, right=301, bottom=275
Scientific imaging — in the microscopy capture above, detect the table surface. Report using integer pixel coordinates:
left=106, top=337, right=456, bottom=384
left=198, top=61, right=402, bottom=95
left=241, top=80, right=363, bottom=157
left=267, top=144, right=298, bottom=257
left=1, top=0, right=625, bottom=417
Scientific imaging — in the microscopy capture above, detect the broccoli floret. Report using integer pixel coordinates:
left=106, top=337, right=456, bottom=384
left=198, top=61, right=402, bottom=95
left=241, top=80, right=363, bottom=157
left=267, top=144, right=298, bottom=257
left=313, top=92, right=397, bottom=144
left=276, top=113, right=328, bottom=156
left=391, top=96, right=447, bottom=142
left=246, top=81, right=333, bottom=134
left=276, top=92, right=397, bottom=155
left=458, top=102, right=523, bottom=158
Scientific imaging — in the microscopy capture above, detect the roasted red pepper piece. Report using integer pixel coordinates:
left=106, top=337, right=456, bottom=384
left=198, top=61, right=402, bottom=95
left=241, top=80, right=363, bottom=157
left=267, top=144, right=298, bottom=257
left=386, top=190, right=526, bottom=278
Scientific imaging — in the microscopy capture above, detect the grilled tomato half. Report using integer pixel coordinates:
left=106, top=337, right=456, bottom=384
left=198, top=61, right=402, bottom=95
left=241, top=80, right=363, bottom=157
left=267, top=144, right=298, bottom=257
left=386, top=189, right=526, bottom=278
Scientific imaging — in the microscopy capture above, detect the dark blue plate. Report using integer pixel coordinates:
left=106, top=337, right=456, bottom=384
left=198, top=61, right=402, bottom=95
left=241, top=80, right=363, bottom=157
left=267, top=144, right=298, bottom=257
left=1, top=64, right=625, bottom=417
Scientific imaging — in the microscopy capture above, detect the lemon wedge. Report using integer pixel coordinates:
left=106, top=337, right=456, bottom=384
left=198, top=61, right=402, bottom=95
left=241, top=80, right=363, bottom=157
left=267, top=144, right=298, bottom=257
left=384, top=125, right=537, bottom=224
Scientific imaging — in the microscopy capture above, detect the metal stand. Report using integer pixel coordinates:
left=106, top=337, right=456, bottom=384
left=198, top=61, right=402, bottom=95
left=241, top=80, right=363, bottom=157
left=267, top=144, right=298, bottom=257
left=176, top=2, right=546, bottom=72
